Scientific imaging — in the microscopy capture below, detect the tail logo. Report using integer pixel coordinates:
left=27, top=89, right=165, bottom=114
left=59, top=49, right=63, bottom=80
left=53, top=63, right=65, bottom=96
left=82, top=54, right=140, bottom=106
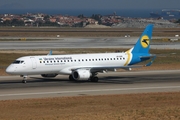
left=141, top=35, right=150, bottom=48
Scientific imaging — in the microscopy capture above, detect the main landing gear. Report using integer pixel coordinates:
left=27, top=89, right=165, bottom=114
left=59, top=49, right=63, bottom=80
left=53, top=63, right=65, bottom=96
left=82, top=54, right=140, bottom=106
left=90, top=76, right=99, bottom=82
left=90, top=73, right=99, bottom=82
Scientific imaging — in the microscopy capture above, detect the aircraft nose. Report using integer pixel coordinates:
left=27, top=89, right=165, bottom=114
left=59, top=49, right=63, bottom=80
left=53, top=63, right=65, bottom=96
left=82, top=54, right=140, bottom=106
left=6, top=65, right=14, bottom=74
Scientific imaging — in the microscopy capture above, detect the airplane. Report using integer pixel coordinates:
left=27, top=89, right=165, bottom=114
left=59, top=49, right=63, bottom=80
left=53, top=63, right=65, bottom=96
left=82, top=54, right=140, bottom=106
left=6, top=24, right=156, bottom=83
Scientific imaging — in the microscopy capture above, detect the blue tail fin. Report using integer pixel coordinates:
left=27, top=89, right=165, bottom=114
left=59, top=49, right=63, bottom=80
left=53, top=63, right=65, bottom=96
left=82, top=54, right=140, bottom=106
left=129, top=24, right=153, bottom=54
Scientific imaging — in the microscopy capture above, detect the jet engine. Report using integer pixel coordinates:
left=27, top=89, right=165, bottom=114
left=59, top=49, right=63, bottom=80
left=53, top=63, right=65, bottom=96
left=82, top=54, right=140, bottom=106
left=72, top=69, right=91, bottom=80
left=41, top=74, right=58, bottom=78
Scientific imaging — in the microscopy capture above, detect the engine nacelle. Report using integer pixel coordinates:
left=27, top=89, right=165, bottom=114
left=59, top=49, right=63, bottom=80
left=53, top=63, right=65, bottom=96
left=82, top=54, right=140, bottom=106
left=72, top=69, right=91, bottom=80
left=41, top=74, right=58, bottom=78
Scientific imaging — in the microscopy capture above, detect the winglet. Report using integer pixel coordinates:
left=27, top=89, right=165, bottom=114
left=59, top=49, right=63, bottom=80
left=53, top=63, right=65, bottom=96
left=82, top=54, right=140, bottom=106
left=47, top=50, right=52, bottom=55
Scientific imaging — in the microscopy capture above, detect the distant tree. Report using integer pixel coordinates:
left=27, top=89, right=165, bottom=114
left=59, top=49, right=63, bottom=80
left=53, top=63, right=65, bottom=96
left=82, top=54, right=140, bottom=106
left=175, top=19, right=180, bottom=24
left=42, top=21, right=59, bottom=26
left=44, top=15, right=50, bottom=21
left=91, top=14, right=102, bottom=24
left=11, top=19, right=24, bottom=26
left=78, top=14, right=84, bottom=18
left=35, top=21, right=59, bottom=27
left=91, top=14, right=102, bottom=21
left=0, top=20, right=11, bottom=26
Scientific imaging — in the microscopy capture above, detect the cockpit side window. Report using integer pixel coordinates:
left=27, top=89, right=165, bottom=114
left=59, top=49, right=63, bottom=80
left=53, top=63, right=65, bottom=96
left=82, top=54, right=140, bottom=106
left=12, top=60, right=20, bottom=64
left=12, top=60, right=24, bottom=64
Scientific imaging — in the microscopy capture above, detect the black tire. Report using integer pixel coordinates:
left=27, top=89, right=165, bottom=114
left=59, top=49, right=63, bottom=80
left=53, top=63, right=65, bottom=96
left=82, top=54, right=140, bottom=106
left=22, top=80, right=27, bottom=84
left=91, top=76, right=99, bottom=82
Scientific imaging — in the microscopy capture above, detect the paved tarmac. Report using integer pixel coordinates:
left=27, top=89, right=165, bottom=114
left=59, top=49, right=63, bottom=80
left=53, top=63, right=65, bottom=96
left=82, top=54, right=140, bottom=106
left=0, top=37, right=179, bottom=49
left=0, top=70, right=180, bottom=100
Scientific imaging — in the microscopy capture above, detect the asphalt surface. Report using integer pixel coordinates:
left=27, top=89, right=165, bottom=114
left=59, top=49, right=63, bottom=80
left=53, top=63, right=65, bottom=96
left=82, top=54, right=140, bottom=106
left=0, top=37, right=180, bottom=49
left=0, top=70, right=180, bottom=100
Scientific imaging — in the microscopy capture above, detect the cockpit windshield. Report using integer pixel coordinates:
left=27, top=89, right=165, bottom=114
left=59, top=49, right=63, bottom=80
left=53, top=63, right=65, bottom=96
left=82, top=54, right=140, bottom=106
left=12, top=60, right=24, bottom=64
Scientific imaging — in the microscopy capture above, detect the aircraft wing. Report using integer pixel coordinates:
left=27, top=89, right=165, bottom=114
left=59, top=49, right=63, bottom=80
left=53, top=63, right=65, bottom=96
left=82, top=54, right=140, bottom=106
left=71, top=65, right=142, bottom=73
left=90, top=65, right=142, bottom=73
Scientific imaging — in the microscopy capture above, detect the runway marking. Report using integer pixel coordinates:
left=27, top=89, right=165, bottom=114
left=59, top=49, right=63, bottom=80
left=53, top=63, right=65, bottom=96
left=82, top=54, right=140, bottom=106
left=0, top=86, right=180, bottom=97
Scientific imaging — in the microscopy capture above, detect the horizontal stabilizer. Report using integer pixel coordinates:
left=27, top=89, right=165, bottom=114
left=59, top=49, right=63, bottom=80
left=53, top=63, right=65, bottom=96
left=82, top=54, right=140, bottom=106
left=144, top=55, right=156, bottom=66
left=140, top=54, right=156, bottom=59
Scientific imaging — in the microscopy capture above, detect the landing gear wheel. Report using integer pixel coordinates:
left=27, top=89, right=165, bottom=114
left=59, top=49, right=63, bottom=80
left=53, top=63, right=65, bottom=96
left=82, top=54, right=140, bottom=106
left=22, top=80, right=27, bottom=84
left=22, top=75, right=28, bottom=84
left=90, top=76, right=99, bottom=82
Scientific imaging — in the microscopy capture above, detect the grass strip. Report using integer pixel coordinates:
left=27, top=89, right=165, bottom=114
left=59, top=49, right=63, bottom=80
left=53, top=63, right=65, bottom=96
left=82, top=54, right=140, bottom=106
left=0, top=92, right=179, bottom=120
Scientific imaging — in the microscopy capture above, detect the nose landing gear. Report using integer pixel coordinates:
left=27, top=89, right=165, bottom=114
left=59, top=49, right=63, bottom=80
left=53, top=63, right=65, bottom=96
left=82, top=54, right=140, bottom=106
left=21, top=75, right=27, bottom=83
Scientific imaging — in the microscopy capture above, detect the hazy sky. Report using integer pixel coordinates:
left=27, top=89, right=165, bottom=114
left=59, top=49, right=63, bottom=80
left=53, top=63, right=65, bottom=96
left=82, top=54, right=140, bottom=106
left=1, top=0, right=180, bottom=10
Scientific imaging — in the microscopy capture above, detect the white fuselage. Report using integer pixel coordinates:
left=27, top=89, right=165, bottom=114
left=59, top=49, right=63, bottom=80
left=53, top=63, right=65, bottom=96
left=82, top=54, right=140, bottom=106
left=6, top=52, right=130, bottom=75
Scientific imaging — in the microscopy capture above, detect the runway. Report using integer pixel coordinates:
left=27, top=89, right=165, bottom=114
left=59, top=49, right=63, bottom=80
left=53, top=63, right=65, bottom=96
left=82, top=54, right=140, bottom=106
left=0, top=70, right=180, bottom=100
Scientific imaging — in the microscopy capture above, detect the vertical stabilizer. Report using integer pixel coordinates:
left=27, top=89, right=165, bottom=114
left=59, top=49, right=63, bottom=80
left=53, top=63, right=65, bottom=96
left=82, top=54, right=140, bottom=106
left=130, top=24, right=153, bottom=54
